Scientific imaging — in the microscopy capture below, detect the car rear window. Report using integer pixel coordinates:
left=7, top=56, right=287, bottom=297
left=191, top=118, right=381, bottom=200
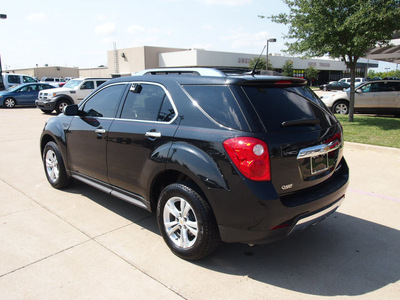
left=182, top=85, right=249, bottom=131
left=241, top=85, right=335, bottom=133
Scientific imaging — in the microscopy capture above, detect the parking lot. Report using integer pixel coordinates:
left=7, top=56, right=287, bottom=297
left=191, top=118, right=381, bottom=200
left=0, top=107, right=400, bottom=299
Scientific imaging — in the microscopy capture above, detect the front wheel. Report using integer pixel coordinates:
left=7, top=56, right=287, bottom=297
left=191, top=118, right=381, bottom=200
left=157, top=183, right=220, bottom=260
left=55, top=100, right=69, bottom=114
left=332, top=101, right=349, bottom=115
left=43, top=141, right=72, bottom=189
left=4, top=98, right=16, bottom=108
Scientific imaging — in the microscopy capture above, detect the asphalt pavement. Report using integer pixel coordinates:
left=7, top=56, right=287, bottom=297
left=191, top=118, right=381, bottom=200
left=0, top=107, right=399, bottom=299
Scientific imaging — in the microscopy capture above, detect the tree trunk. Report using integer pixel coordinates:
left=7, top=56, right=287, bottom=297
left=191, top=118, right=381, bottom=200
left=348, top=58, right=358, bottom=122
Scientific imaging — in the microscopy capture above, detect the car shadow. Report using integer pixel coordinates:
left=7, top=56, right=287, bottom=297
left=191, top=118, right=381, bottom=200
left=64, top=182, right=400, bottom=297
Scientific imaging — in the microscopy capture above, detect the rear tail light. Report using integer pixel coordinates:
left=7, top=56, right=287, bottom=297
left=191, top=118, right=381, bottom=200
left=223, top=137, right=270, bottom=181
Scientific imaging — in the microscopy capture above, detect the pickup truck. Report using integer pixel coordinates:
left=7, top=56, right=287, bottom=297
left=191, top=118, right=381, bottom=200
left=36, top=77, right=109, bottom=114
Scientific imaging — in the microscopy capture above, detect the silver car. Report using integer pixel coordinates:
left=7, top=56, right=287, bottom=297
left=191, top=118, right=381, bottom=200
left=321, top=80, right=400, bottom=115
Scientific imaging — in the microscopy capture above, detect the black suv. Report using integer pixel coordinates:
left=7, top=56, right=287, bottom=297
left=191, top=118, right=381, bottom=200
left=40, top=68, right=349, bottom=260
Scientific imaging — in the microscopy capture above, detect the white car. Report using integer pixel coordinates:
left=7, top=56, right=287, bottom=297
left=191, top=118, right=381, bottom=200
left=1, top=73, right=38, bottom=90
left=35, top=78, right=109, bottom=114
left=338, top=77, right=366, bottom=84
left=321, top=80, right=400, bottom=115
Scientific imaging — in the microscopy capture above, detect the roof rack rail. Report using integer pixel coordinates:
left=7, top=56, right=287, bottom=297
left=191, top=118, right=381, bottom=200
left=133, top=68, right=227, bottom=77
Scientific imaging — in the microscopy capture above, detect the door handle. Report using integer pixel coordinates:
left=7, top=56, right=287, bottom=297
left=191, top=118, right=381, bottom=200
left=95, top=128, right=106, bottom=134
left=145, top=131, right=161, bottom=138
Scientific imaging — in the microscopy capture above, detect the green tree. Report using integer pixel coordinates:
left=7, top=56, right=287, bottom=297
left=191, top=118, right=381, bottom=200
left=305, top=66, right=319, bottom=86
left=248, top=57, right=273, bottom=71
left=268, top=0, right=400, bottom=121
left=282, top=60, right=293, bottom=76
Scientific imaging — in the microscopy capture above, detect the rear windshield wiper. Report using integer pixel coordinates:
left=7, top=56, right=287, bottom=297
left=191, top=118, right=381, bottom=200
left=281, top=119, right=320, bottom=127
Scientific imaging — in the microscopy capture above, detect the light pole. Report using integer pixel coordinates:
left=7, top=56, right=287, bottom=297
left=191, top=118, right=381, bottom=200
left=0, top=14, right=7, bottom=91
left=266, top=38, right=276, bottom=71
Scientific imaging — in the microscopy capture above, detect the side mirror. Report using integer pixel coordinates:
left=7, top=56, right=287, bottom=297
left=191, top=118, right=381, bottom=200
left=355, top=89, right=362, bottom=93
left=64, top=104, right=79, bottom=116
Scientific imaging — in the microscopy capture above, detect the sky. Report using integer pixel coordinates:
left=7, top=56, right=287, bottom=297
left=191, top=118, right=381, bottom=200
left=0, top=0, right=397, bottom=72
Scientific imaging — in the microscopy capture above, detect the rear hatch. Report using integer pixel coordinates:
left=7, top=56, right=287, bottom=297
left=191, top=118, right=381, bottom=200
left=238, top=79, right=344, bottom=196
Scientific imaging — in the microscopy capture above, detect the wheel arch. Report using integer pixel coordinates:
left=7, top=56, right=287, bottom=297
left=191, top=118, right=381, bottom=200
left=53, top=94, right=74, bottom=104
left=149, top=170, right=205, bottom=212
left=333, top=98, right=350, bottom=107
left=40, top=134, right=56, bottom=157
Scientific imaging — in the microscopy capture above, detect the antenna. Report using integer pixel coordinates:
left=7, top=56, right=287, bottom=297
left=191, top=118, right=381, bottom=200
left=246, top=45, right=266, bottom=76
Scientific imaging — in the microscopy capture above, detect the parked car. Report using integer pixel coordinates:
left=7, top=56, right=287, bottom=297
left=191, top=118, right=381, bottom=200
left=1, top=73, right=38, bottom=90
left=40, top=68, right=349, bottom=260
left=40, top=77, right=66, bottom=87
left=321, top=80, right=400, bottom=115
left=1, top=83, right=55, bottom=108
left=338, top=77, right=366, bottom=84
left=36, top=77, right=109, bottom=114
left=320, top=81, right=350, bottom=91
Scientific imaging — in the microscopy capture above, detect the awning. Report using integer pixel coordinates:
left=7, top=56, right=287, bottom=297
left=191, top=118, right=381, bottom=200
left=364, top=32, right=400, bottom=64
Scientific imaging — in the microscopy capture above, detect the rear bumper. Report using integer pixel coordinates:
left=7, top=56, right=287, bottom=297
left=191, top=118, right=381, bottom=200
left=215, top=158, right=349, bottom=244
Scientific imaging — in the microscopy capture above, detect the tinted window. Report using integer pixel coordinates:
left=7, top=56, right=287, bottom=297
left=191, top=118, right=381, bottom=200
left=81, top=81, right=94, bottom=89
left=39, top=84, right=54, bottom=90
left=23, top=76, right=36, bottom=83
left=96, top=80, right=107, bottom=87
left=158, top=96, right=176, bottom=122
left=82, top=84, right=126, bottom=118
left=360, top=82, right=386, bottom=92
left=19, top=84, right=38, bottom=92
left=242, top=86, right=334, bottom=133
left=120, top=83, right=169, bottom=121
left=387, top=82, right=400, bottom=91
left=183, top=85, right=248, bottom=130
left=8, top=75, right=20, bottom=84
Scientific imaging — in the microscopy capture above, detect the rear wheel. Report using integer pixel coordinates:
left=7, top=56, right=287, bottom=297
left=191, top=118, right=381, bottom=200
left=157, top=183, right=220, bottom=260
left=55, top=100, right=69, bottom=114
left=4, top=98, right=16, bottom=108
left=332, top=101, right=349, bottom=115
left=43, top=141, right=72, bottom=189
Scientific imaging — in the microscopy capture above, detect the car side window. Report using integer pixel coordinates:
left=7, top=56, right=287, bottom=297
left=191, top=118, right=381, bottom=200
left=361, top=83, right=378, bottom=93
left=96, top=80, right=107, bottom=87
left=8, top=75, right=20, bottom=84
left=390, top=82, right=400, bottom=91
left=120, top=83, right=172, bottom=122
left=23, top=76, right=36, bottom=83
left=20, top=85, right=37, bottom=92
left=158, top=96, right=176, bottom=122
left=381, top=82, right=398, bottom=92
left=81, top=84, right=126, bottom=118
left=81, top=81, right=94, bottom=90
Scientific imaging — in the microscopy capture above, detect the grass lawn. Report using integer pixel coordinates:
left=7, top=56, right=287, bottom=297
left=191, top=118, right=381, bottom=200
left=336, top=114, right=400, bottom=149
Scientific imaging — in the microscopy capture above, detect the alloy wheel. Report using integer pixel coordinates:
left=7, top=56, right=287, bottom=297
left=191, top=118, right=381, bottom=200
left=45, top=149, right=59, bottom=183
left=4, top=98, right=16, bottom=108
left=335, top=103, right=348, bottom=114
left=163, top=196, right=198, bottom=249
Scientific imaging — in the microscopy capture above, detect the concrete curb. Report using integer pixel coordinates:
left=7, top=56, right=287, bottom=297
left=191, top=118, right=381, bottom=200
left=344, top=141, right=400, bottom=155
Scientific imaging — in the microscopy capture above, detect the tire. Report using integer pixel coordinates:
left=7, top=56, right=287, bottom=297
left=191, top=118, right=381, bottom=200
left=41, top=109, right=52, bottom=114
left=157, top=183, right=220, bottom=260
left=55, top=99, right=70, bottom=114
left=3, top=98, right=16, bottom=108
left=323, top=86, right=328, bottom=91
left=43, top=141, right=72, bottom=189
left=332, top=100, right=349, bottom=115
